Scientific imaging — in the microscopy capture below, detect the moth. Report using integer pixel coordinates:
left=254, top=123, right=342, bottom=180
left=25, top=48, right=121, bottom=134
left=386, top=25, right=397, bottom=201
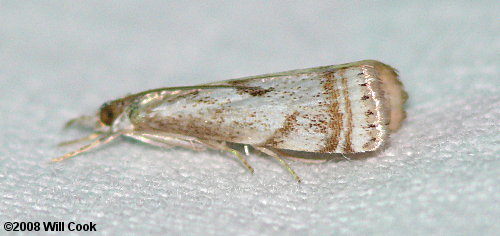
left=54, top=60, right=408, bottom=182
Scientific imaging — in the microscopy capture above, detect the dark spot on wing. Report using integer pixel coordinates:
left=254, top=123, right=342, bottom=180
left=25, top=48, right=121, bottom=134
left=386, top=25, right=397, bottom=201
left=236, top=87, right=275, bottom=96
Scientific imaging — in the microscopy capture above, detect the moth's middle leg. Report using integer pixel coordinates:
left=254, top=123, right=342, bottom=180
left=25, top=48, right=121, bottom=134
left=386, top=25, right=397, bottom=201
left=253, top=146, right=302, bottom=183
left=198, top=139, right=255, bottom=174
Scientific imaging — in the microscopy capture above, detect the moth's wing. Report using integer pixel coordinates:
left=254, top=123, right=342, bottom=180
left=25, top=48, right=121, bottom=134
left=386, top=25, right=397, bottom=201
left=128, top=60, right=406, bottom=154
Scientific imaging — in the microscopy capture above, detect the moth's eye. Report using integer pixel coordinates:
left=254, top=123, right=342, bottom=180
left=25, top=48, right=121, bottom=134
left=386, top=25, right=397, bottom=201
left=100, top=103, right=117, bottom=126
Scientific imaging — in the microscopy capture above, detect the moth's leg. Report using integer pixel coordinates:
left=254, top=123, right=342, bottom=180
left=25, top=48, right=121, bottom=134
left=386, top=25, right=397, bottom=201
left=253, top=146, right=302, bottom=183
left=127, top=134, right=175, bottom=149
left=52, top=133, right=121, bottom=162
left=198, top=139, right=255, bottom=173
left=126, top=131, right=207, bottom=151
left=57, top=132, right=104, bottom=147
left=340, top=153, right=351, bottom=161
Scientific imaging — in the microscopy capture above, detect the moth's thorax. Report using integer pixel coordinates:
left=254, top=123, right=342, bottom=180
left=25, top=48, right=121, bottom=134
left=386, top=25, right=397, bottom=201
left=110, top=112, right=134, bottom=132
left=110, top=90, right=186, bottom=132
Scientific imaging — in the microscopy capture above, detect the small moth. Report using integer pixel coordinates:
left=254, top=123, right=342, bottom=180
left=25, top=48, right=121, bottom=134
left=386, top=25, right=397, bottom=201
left=54, top=60, right=408, bottom=182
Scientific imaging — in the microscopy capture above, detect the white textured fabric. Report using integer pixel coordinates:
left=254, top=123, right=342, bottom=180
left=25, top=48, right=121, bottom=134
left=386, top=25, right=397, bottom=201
left=0, top=1, right=498, bottom=235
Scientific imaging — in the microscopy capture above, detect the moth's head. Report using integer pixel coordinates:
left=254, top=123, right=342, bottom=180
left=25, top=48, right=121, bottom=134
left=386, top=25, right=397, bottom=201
left=64, top=96, right=136, bottom=132
left=99, top=100, right=127, bottom=126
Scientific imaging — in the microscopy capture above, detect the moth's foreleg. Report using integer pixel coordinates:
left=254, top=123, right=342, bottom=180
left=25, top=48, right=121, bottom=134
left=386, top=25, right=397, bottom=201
left=254, top=146, right=302, bottom=183
left=127, top=134, right=176, bottom=149
left=199, top=140, right=255, bottom=174
left=52, top=133, right=121, bottom=162
left=126, top=131, right=207, bottom=151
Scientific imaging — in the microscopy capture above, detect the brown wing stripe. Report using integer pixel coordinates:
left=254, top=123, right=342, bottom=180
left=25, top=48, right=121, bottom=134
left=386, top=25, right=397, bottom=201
left=341, top=75, right=354, bottom=153
left=320, top=72, right=342, bottom=152
left=264, top=111, right=300, bottom=147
